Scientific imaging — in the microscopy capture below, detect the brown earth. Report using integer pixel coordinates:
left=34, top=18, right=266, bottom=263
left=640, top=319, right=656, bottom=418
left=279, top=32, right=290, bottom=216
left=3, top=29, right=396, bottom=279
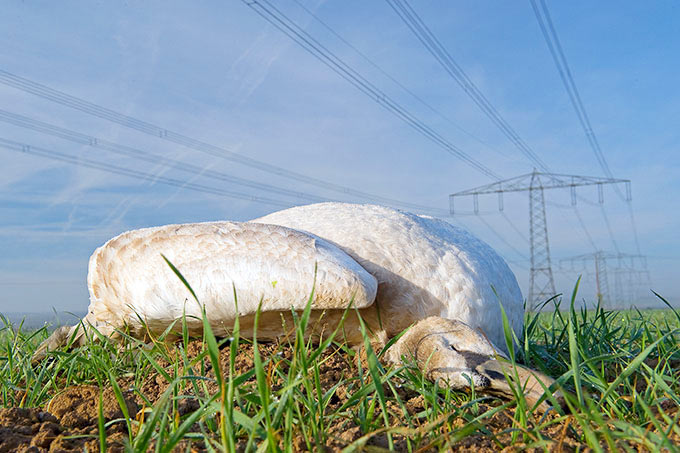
left=1, top=341, right=677, bottom=452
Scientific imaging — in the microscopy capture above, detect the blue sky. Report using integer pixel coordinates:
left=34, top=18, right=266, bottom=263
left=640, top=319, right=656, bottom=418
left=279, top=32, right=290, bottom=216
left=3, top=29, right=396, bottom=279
left=0, top=1, right=678, bottom=313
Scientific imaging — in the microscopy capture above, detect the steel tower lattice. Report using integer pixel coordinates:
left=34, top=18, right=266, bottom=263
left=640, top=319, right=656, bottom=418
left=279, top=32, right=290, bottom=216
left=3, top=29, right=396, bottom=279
left=450, top=170, right=631, bottom=309
left=528, top=172, right=556, bottom=308
left=559, top=251, right=646, bottom=307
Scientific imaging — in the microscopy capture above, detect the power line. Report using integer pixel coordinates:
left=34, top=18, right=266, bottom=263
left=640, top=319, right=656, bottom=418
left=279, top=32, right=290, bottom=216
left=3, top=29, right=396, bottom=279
left=0, top=281, right=83, bottom=286
left=0, top=137, right=293, bottom=207
left=0, top=109, right=330, bottom=205
left=387, top=0, right=630, bottom=269
left=599, top=204, right=620, bottom=254
left=0, top=69, right=449, bottom=214
left=446, top=215, right=530, bottom=267
left=544, top=199, right=599, bottom=252
left=475, top=215, right=530, bottom=261
left=240, top=0, right=502, bottom=180
left=389, top=0, right=641, bottom=290
left=530, top=0, right=646, bottom=263
left=389, top=0, right=640, bottom=283
left=529, top=0, right=615, bottom=181
left=547, top=189, right=621, bottom=255
left=571, top=205, right=598, bottom=252
left=290, top=0, right=507, bottom=157
left=500, top=211, right=530, bottom=244
left=382, top=0, right=643, bottom=301
left=386, top=0, right=550, bottom=172
left=505, top=259, right=530, bottom=271
left=625, top=200, right=650, bottom=286
left=561, top=184, right=622, bottom=254
left=626, top=201, right=643, bottom=255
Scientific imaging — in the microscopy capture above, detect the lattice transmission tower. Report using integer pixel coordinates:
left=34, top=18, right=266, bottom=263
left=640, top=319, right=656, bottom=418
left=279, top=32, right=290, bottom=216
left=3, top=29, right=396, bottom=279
left=560, top=251, right=647, bottom=307
left=450, top=170, right=631, bottom=309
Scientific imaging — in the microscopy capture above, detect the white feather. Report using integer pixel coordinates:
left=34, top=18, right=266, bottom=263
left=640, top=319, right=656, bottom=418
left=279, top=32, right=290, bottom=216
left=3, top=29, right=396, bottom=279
left=86, top=220, right=377, bottom=335
left=252, top=203, right=523, bottom=349
left=71, top=202, right=524, bottom=351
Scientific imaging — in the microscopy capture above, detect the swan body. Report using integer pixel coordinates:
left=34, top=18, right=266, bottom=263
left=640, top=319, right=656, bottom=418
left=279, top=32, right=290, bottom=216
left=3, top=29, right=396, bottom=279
left=252, top=203, right=523, bottom=349
left=35, top=202, right=558, bottom=409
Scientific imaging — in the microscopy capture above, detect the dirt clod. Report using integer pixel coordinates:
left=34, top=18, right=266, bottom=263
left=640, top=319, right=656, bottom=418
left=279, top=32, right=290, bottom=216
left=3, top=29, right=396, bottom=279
left=0, top=385, right=135, bottom=452
left=48, top=385, right=139, bottom=429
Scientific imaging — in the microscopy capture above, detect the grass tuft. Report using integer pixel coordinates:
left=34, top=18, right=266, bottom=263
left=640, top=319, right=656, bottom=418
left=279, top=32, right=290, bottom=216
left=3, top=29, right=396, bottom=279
left=1, top=278, right=679, bottom=451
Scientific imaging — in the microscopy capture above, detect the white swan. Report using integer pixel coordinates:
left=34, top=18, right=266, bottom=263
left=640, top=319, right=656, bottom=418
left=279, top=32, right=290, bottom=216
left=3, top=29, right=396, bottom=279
left=35, top=203, right=557, bottom=407
left=253, top=203, right=524, bottom=350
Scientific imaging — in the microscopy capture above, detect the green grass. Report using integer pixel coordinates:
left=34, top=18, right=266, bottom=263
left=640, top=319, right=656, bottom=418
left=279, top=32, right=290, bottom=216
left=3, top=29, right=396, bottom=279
left=1, top=283, right=679, bottom=451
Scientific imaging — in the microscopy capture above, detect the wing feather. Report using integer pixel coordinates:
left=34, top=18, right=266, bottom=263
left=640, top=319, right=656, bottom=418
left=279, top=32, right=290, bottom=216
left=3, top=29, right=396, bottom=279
left=86, top=221, right=377, bottom=331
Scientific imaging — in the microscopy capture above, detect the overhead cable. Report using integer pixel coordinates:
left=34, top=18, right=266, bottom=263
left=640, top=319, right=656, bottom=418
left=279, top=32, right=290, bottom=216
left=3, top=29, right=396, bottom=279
left=0, top=137, right=292, bottom=207
left=599, top=204, right=620, bottom=254
left=386, top=0, right=550, bottom=172
left=529, top=0, right=615, bottom=182
left=0, top=109, right=330, bottom=204
left=571, top=206, right=598, bottom=252
left=0, top=69, right=448, bottom=214
left=240, top=0, right=502, bottom=180
left=290, top=0, right=506, bottom=157
left=475, top=215, right=531, bottom=261
left=530, top=0, right=645, bottom=265
left=501, top=211, right=530, bottom=244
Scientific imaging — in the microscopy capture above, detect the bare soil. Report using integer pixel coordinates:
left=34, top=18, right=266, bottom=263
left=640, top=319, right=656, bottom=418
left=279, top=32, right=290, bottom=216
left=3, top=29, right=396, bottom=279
left=1, top=341, right=677, bottom=452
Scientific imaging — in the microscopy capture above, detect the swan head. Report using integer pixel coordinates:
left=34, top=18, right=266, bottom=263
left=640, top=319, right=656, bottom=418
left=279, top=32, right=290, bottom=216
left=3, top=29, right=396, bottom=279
left=390, top=316, right=561, bottom=411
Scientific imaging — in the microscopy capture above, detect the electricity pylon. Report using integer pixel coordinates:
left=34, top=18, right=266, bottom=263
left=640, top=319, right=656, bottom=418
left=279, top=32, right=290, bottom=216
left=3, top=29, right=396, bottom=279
left=612, top=269, right=649, bottom=307
left=450, top=170, right=631, bottom=309
left=560, top=251, right=647, bottom=307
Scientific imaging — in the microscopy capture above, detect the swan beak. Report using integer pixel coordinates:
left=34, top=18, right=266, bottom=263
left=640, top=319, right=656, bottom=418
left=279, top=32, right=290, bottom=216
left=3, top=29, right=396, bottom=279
left=476, top=358, right=562, bottom=412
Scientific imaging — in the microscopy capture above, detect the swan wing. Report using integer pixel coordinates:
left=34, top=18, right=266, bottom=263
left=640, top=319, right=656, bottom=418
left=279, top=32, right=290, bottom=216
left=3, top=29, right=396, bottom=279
left=86, top=221, right=377, bottom=330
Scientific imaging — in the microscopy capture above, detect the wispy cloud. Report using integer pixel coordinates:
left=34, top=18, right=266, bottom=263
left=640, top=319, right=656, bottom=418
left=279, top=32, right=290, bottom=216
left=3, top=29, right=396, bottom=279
left=0, top=1, right=678, bottom=312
